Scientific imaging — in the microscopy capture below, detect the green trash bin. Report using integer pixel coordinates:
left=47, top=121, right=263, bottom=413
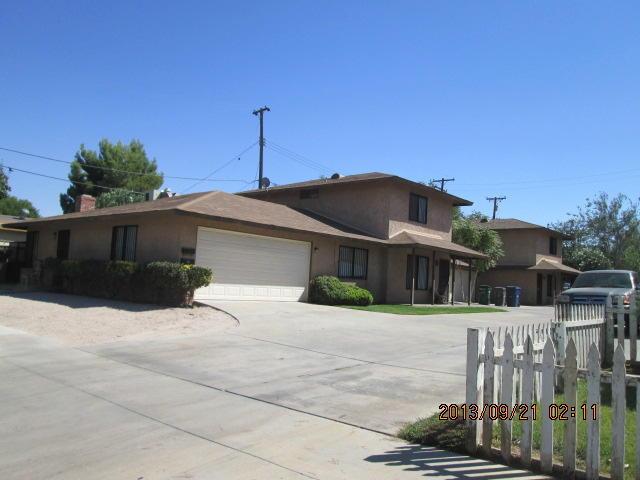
left=478, top=285, right=492, bottom=305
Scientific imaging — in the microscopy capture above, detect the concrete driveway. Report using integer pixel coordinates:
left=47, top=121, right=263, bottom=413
left=0, top=299, right=552, bottom=479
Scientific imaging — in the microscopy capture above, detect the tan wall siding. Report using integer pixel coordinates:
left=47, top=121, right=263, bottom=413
left=247, top=182, right=391, bottom=238
left=29, top=212, right=389, bottom=302
left=387, top=183, right=453, bottom=240
left=496, top=230, right=563, bottom=266
left=385, top=247, right=449, bottom=304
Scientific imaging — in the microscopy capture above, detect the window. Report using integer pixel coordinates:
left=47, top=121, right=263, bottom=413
left=409, top=193, right=428, bottom=224
left=549, top=237, right=558, bottom=255
left=338, top=246, right=368, bottom=279
left=56, top=230, right=70, bottom=260
left=300, top=188, right=319, bottom=199
left=111, top=226, right=138, bottom=261
left=406, top=254, right=429, bottom=290
left=25, top=231, right=39, bottom=267
left=546, top=274, right=554, bottom=297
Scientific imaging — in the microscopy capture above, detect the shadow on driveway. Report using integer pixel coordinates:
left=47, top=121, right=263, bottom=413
left=365, top=444, right=547, bottom=479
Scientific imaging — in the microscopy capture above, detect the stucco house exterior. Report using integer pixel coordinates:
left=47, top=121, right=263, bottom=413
left=7, top=172, right=485, bottom=303
left=475, top=218, right=580, bottom=305
left=0, top=214, right=27, bottom=247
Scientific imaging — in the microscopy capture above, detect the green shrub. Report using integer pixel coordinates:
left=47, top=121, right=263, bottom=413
left=39, top=258, right=212, bottom=307
left=309, top=275, right=373, bottom=306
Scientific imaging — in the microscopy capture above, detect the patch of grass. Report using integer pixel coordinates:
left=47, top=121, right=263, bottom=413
left=342, top=304, right=507, bottom=315
left=398, top=414, right=467, bottom=453
left=504, top=380, right=637, bottom=479
left=400, top=381, right=637, bottom=479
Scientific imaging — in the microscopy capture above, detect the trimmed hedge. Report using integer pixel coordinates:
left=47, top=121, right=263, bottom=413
left=308, top=275, right=373, bottom=306
left=41, top=258, right=212, bottom=307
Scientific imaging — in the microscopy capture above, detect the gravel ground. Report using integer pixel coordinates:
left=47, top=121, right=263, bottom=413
left=0, top=291, right=237, bottom=346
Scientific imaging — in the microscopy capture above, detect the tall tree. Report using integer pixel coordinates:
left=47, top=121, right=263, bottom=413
left=0, top=165, right=10, bottom=199
left=60, top=139, right=163, bottom=213
left=0, top=166, right=40, bottom=217
left=452, top=208, right=504, bottom=272
left=550, top=193, right=640, bottom=271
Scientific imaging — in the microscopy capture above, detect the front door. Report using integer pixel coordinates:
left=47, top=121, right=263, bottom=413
left=536, top=273, right=543, bottom=305
left=438, top=259, right=450, bottom=296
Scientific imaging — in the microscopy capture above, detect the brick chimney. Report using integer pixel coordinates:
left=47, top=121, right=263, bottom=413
left=75, top=194, right=96, bottom=212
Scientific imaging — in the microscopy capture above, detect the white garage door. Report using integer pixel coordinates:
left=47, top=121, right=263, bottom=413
left=194, top=227, right=311, bottom=301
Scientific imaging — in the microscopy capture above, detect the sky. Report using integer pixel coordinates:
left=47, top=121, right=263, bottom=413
left=1, top=1, right=639, bottom=223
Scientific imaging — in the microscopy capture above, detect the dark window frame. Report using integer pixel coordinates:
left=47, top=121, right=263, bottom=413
left=25, top=231, right=39, bottom=267
left=409, top=193, right=428, bottom=224
left=338, top=245, right=369, bottom=280
left=549, top=237, right=558, bottom=255
left=110, top=225, right=138, bottom=261
left=56, top=229, right=71, bottom=260
left=406, top=254, right=429, bottom=290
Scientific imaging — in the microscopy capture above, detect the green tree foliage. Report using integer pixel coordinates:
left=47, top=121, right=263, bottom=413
left=0, top=166, right=40, bottom=217
left=95, top=188, right=145, bottom=209
left=0, top=195, right=40, bottom=218
left=60, top=139, right=163, bottom=213
left=452, top=208, right=504, bottom=272
left=550, top=193, right=640, bottom=271
left=0, top=166, right=10, bottom=199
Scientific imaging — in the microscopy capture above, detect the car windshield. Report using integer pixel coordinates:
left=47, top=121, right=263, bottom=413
left=572, top=272, right=632, bottom=289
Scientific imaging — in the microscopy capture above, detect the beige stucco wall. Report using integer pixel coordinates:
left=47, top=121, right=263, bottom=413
left=243, top=181, right=392, bottom=238
left=27, top=211, right=390, bottom=302
left=495, top=230, right=563, bottom=266
left=385, top=247, right=451, bottom=304
left=242, top=180, right=456, bottom=241
left=387, top=183, right=453, bottom=240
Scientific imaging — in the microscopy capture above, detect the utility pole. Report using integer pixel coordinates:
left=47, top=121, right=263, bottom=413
left=486, top=196, right=506, bottom=220
left=430, top=177, right=455, bottom=192
left=252, top=106, right=270, bottom=189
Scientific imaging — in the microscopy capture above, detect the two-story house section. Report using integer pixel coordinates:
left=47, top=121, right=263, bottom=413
left=239, top=172, right=486, bottom=304
left=475, top=218, right=580, bottom=305
left=11, top=172, right=486, bottom=304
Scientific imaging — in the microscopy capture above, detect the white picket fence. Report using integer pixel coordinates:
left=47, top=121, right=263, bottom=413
left=466, top=329, right=639, bottom=478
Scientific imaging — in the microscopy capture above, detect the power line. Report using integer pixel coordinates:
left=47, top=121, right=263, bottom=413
left=1, top=164, right=146, bottom=194
left=181, top=142, right=258, bottom=193
left=0, top=145, right=254, bottom=183
left=264, top=140, right=334, bottom=174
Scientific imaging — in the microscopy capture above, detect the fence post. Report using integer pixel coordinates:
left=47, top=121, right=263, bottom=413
left=540, top=337, right=555, bottom=474
left=482, top=332, right=495, bottom=457
left=465, top=328, right=481, bottom=453
left=604, top=295, right=614, bottom=368
left=630, top=294, right=637, bottom=363
left=520, top=336, right=534, bottom=467
left=563, top=339, right=577, bottom=478
left=586, top=344, right=600, bottom=480
left=500, top=334, right=514, bottom=464
left=611, top=345, right=626, bottom=479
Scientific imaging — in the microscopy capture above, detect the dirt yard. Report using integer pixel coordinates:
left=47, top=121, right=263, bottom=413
left=0, top=291, right=237, bottom=346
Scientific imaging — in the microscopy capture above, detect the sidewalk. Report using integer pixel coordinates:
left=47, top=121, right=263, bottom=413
left=0, top=325, right=549, bottom=479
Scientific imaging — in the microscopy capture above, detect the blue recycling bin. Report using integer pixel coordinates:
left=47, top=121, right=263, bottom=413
left=505, top=286, right=521, bottom=307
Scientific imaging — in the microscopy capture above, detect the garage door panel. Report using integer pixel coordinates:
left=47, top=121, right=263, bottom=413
left=194, top=227, right=311, bottom=301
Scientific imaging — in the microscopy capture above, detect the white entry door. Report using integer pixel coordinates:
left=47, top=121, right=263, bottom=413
left=194, top=227, right=311, bottom=301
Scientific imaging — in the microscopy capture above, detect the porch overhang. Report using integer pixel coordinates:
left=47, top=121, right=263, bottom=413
left=527, top=258, right=580, bottom=275
left=387, top=230, right=487, bottom=259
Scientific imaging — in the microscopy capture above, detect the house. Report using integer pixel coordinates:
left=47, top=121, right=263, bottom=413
left=0, top=214, right=27, bottom=247
left=6, top=172, right=486, bottom=303
left=475, top=218, right=580, bottom=305
left=0, top=214, right=29, bottom=283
